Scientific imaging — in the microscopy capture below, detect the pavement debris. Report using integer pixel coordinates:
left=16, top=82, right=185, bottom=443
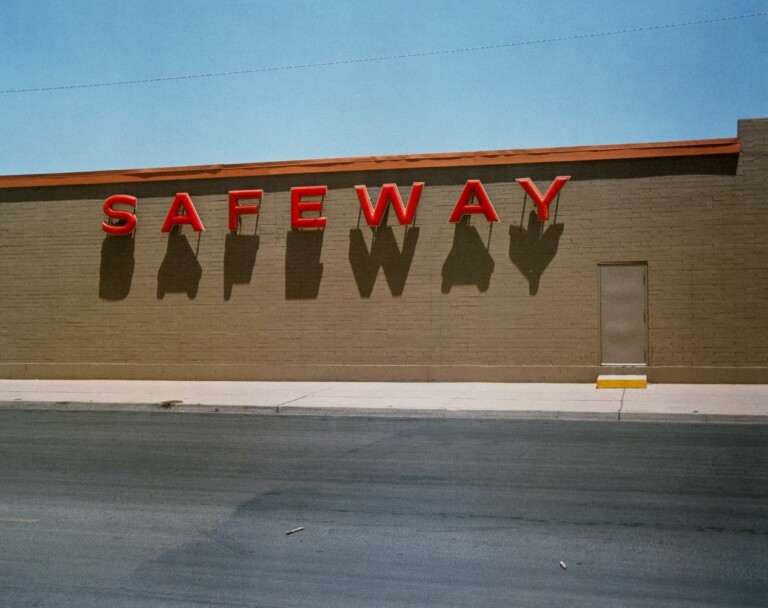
left=559, top=561, right=567, bottom=570
left=160, top=400, right=183, bottom=408
left=286, top=526, right=305, bottom=535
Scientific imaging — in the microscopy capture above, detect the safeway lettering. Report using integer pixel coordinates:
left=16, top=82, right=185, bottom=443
left=101, top=178, right=570, bottom=234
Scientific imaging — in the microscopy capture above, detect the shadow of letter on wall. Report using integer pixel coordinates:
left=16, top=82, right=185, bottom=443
left=441, top=218, right=495, bottom=293
left=285, top=229, right=324, bottom=299
left=224, top=232, right=259, bottom=300
left=99, top=235, right=135, bottom=300
left=349, top=226, right=419, bottom=297
left=509, top=211, right=564, bottom=295
left=157, top=227, right=203, bottom=299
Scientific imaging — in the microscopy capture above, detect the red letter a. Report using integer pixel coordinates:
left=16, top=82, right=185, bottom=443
left=161, top=193, right=205, bottom=232
left=448, top=180, right=500, bottom=223
left=516, top=177, right=570, bottom=221
left=355, top=183, right=424, bottom=226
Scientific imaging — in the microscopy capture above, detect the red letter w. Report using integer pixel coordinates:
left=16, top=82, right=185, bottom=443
left=355, top=183, right=424, bottom=227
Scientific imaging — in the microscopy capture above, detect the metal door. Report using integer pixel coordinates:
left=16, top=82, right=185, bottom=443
left=599, top=263, right=647, bottom=365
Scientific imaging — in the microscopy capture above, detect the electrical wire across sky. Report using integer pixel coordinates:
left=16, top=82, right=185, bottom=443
left=2, top=10, right=767, bottom=95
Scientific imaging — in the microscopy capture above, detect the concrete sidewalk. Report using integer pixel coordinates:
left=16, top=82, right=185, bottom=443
left=0, top=380, right=766, bottom=423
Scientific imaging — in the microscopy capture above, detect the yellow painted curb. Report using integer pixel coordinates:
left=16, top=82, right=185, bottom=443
left=596, top=375, right=647, bottom=389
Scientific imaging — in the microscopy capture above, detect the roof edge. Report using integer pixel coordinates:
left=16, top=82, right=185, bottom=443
left=0, top=137, right=740, bottom=189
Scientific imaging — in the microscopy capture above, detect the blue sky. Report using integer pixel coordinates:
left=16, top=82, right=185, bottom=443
left=1, top=0, right=766, bottom=175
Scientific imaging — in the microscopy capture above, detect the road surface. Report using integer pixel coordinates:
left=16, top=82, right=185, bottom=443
left=0, top=410, right=766, bottom=606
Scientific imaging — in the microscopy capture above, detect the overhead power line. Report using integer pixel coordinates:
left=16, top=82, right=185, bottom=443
left=2, top=10, right=766, bottom=95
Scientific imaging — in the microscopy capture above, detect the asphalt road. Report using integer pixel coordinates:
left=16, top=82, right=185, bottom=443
left=0, top=411, right=766, bottom=607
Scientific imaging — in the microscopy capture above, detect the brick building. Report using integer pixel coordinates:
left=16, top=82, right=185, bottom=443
left=0, top=118, right=766, bottom=383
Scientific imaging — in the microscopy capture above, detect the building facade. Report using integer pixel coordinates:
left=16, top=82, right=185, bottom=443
left=0, top=118, right=766, bottom=383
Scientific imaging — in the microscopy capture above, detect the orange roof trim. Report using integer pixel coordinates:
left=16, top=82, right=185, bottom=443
left=0, top=137, right=740, bottom=189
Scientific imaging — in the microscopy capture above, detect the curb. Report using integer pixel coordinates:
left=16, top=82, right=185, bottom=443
left=1, top=400, right=766, bottom=424
left=618, top=411, right=768, bottom=425
left=0, top=401, right=614, bottom=420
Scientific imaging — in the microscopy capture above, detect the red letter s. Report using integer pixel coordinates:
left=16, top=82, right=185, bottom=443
left=102, top=195, right=137, bottom=235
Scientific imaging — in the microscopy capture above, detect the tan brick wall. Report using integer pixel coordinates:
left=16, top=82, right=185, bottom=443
left=1, top=119, right=766, bottom=382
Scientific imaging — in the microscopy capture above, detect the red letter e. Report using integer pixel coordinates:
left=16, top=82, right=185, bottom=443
left=291, top=186, right=327, bottom=229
